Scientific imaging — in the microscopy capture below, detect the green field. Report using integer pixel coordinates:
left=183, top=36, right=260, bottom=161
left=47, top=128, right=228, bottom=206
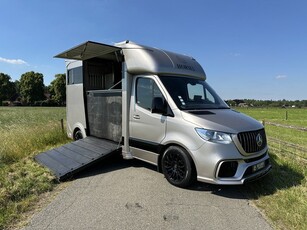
left=0, top=107, right=306, bottom=229
left=0, top=107, right=70, bottom=165
left=237, top=107, right=307, bottom=126
left=0, top=107, right=70, bottom=229
left=237, top=107, right=307, bottom=230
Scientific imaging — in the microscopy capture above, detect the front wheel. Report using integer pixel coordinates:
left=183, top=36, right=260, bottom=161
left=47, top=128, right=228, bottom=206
left=161, top=146, right=195, bottom=188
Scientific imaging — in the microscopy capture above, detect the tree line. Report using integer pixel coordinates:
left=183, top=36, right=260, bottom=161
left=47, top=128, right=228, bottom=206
left=0, top=72, right=66, bottom=106
left=226, top=99, right=307, bottom=108
left=1, top=72, right=306, bottom=108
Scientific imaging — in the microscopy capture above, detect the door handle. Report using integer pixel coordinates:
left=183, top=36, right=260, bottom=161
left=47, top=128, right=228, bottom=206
left=133, top=115, right=140, bottom=119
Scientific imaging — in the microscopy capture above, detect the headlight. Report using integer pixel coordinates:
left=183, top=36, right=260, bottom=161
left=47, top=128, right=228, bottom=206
left=195, top=128, right=232, bottom=144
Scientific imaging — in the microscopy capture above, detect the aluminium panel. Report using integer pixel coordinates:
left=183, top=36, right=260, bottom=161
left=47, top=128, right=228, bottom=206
left=54, top=41, right=121, bottom=61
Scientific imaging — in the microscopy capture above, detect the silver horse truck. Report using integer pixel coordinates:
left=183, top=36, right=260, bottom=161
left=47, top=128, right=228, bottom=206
left=37, top=40, right=271, bottom=187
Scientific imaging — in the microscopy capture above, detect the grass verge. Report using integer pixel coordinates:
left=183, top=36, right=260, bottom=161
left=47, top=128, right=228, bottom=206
left=0, top=107, right=70, bottom=229
left=245, top=148, right=307, bottom=230
left=0, top=158, right=57, bottom=229
left=239, top=108, right=307, bottom=229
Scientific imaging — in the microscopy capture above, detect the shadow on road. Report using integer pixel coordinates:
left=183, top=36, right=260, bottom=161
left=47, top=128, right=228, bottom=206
left=72, top=153, right=247, bottom=200
left=73, top=151, right=132, bottom=178
left=72, top=151, right=304, bottom=201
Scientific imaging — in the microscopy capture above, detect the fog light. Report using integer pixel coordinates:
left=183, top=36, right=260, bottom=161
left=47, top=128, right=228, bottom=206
left=218, top=161, right=238, bottom=177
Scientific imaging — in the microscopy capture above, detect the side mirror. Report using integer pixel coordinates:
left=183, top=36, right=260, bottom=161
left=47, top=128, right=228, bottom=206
left=152, top=97, right=165, bottom=114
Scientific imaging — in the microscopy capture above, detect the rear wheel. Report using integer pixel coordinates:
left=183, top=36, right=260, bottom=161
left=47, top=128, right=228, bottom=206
left=161, top=146, right=195, bottom=188
left=73, top=129, right=83, bottom=140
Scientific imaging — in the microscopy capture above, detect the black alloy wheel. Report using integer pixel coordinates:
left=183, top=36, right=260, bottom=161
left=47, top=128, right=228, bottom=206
left=161, top=146, right=195, bottom=188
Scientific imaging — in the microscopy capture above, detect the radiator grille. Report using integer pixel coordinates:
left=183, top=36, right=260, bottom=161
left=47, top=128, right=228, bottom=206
left=237, top=129, right=267, bottom=153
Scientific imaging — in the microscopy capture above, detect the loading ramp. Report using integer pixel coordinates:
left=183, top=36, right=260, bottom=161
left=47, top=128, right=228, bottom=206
left=35, top=137, right=121, bottom=181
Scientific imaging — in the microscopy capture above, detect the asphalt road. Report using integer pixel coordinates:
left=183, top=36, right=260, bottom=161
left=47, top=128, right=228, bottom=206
left=24, top=154, right=272, bottom=230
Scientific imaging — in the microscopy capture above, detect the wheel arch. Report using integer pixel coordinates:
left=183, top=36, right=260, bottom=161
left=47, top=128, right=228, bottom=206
left=157, top=143, right=197, bottom=177
left=72, top=123, right=87, bottom=140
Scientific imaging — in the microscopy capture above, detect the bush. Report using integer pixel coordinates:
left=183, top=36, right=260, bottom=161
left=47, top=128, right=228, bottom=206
left=1, top=101, right=10, bottom=106
left=12, top=101, right=22, bottom=106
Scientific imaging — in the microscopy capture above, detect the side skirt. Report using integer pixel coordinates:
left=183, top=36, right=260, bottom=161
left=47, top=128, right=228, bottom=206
left=129, top=138, right=164, bottom=165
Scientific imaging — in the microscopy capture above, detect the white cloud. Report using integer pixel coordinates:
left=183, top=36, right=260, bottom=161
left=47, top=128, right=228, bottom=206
left=275, top=75, right=287, bottom=80
left=0, top=57, right=28, bottom=65
left=229, top=52, right=241, bottom=57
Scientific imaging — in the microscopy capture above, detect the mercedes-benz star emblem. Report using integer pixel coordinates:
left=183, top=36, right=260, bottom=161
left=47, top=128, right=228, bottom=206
left=256, top=133, right=263, bottom=147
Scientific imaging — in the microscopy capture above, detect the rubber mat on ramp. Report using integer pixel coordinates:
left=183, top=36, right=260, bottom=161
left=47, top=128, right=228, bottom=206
left=35, top=137, right=120, bottom=181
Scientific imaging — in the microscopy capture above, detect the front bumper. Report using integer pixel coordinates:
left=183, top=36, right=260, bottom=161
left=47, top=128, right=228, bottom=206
left=191, top=141, right=272, bottom=185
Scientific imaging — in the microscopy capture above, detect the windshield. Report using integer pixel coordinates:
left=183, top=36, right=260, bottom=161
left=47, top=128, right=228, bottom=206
left=159, top=76, right=229, bottom=110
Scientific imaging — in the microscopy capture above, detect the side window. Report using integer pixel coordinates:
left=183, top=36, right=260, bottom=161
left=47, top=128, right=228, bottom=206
left=205, top=88, right=216, bottom=103
left=136, top=78, right=163, bottom=111
left=67, top=66, right=83, bottom=85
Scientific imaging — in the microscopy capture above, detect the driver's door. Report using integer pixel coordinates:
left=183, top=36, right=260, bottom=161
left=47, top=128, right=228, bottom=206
left=129, top=76, right=167, bottom=164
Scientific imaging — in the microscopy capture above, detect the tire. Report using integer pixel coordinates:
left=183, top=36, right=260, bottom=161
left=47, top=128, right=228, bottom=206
left=161, top=146, right=195, bottom=188
left=73, top=129, right=83, bottom=140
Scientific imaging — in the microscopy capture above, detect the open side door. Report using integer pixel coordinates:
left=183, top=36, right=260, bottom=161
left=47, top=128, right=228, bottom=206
left=54, top=41, right=122, bottom=61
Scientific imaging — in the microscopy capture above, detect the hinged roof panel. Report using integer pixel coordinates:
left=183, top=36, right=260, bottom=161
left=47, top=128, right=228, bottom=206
left=54, top=41, right=121, bottom=60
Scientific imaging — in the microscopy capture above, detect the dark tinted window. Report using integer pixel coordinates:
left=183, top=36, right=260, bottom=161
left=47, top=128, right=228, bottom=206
left=159, top=76, right=229, bottom=110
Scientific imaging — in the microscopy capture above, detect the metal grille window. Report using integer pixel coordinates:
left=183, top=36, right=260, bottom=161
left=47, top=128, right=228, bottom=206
left=67, top=66, right=83, bottom=85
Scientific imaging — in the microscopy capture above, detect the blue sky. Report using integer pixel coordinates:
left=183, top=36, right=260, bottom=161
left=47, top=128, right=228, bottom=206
left=0, top=0, right=306, bottom=100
